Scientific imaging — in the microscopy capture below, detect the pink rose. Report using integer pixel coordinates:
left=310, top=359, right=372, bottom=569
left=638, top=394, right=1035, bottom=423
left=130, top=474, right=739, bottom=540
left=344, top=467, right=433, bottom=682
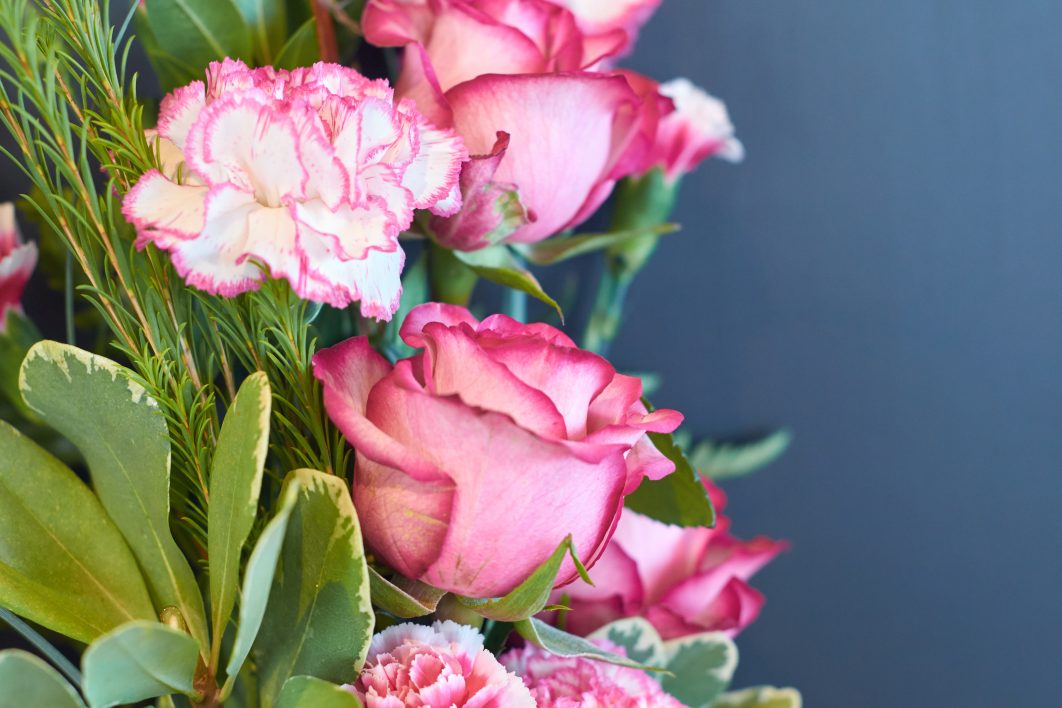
left=542, top=0, right=662, bottom=57
left=312, top=303, right=682, bottom=598
left=364, top=2, right=653, bottom=248
left=501, top=641, right=683, bottom=707
left=557, top=481, right=787, bottom=639
left=642, top=78, right=745, bottom=183
left=363, top=0, right=625, bottom=93
left=122, top=59, right=466, bottom=318
left=0, top=203, right=37, bottom=332
left=348, top=620, right=534, bottom=706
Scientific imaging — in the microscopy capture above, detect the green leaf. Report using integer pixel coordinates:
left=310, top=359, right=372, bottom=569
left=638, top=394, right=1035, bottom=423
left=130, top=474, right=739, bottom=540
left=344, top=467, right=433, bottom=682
left=659, top=633, right=738, bottom=707
left=19, top=342, right=208, bottom=652
left=0, top=650, right=85, bottom=708
left=521, top=224, right=680, bottom=266
left=276, top=676, right=363, bottom=708
left=514, top=617, right=661, bottom=672
left=223, top=479, right=300, bottom=694
left=690, top=430, right=792, bottom=482
left=235, top=0, right=288, bottom=64
left=143, top=0, right=253, bottom=69
left=254, top=470, right=374, bottom=706
left=713, top=686, right=803, bottom=708
left=209, top=372, right=272, bottom=664
left=82, top=620, right=200, bottom=708
left=457, top=535, right=583, bottom=622
left=0, top=310, right=40, bottom=417
left=274, top=17, right=320, bottom=70
left=624, top=430, right=715, bottom=528
left=132, top=6, right=203, bottom=92
left=368, top=567, right=444, bottom=619
left=589, top=617, right=665, bottom=667
left=379, top=253, right=429, bottom=360
left=0, top=420, right=154, bottom=643
left=453, top=246, right=563, bottom=320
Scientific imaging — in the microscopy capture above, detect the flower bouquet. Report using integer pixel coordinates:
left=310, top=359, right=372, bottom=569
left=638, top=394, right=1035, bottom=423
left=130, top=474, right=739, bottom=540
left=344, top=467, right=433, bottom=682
left=0, top=1, right=799, bottom=706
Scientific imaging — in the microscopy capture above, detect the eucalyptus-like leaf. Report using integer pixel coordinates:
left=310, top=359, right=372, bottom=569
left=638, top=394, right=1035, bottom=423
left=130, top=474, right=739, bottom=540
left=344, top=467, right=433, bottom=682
left=624, top=430, right=715, bottom=528
left=19, top=342, right=208, bottom=652
left=276, top=676, right=363, bottom=708
left=234, top=0, right=288, bottom=64
left=0, top=649, right=85, bottom=708
left=690, top=430, right=793, bottom=482
left=223, top=478, right=300, bottom=691
left=713, top=686, right=803, bottom=708
left=457, top=535, right=584, bottom=622
left=209, top=372, right=272, bottom=664
left=0, top=420, right=154, bottom=643
left=514, top=617, right=660, bottom=672
left=453, top=246, right=563, bottom=320
left=521, top=224, right=679, bottom=266
left=659, top=632, right=739, bottom=707
left=82, top=620, right=200, bottom=708
left=254, top=470, right=374, bottom=706
left=368, top=567, right=444, bottom=619
left=274, top=17, right=320, bottom=70
left=143, top=0, right=253, bottom=70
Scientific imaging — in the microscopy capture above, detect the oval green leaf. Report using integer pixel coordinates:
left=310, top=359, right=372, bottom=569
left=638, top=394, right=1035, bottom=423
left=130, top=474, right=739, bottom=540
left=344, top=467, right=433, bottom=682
left=19, top=342, right=208, bottom=652
left=82, top=620, right=200, bottom=708
left=454, top=246, right=563, bottom=321
left=0, top=649, right=85, bottom=708
left=514, top=617, right=661, bottom=672
left=0, top=420, right=153, bottom=643
left=660, top=632, right=738, bottom=707
left=209, top=372, right=272, bottom=665
left=254, top=470, right=374, bottom=706
left=143, top=0, right=253, bottom=69
left=624, top=429, right=715, bottom=528
left=368, top=567, right=444, bottom=619
left=713, top=686, right=803, bottom=708
left=277, top=676, right=363, bottom=708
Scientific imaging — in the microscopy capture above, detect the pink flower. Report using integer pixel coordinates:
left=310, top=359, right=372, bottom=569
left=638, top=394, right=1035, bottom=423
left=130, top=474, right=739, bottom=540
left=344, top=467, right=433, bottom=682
left=362, top=0, right=626, bottom=94
left=348, top=620, right=534, bottom=707
left=556, top=481, right=787, bottom=640
left=312, top=303, right=682, bottom=598
left=0, top=203, right=37, bottom=332
left=542, top=0, right=661, bottom=56
left=122, top=59, right=467, bottom=318
left=643, top=78, right=744, bottom=183
left=501, top=641, right=683, bottom=707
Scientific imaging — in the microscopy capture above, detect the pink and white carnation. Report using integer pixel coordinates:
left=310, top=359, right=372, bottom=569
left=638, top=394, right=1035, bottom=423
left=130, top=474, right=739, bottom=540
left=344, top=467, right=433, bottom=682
left=556, top=480, right=787, bottom=640
left=646, top=78, right=745, bottom=183
left=122, top=59, right=467, bottom=318
left=501, top=641, right=683, bottom=707
left=347, top=620, right=534, bottom=707
left=0, top=203, right=37, bottom=332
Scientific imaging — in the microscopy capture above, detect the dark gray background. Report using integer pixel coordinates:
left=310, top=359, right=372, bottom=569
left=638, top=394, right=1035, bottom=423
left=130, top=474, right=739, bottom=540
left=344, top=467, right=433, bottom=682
left=4, top=1, right=1060, bottom=706
left=611, top=1, right=1062, bottom=706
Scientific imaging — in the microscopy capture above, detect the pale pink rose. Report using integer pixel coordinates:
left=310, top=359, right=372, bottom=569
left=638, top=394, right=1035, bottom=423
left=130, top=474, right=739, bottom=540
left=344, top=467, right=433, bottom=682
left=0, top=203, right=37, bottom=332
left=122, top=59, right=467, bottom=318
left=543, top=0, right=661, bottom=56
left=556, top=481, right=787, bottom=640
left=645, top=78, right=745, bottom=183
left=362, top=0, right=626, bottom=93
left=348, top=620, right=534, bottom=707
left=501, top=641, right=683, bottom=708
left=312, top=303, right=683, bottom=598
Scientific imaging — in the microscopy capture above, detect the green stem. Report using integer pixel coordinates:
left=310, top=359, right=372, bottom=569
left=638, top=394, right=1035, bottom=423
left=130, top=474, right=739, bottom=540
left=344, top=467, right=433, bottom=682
left=428, top=242, right=478, bottom=306
left=63, top=250, right=74, bottom=346
left=0, top=608, right=82, bottom=688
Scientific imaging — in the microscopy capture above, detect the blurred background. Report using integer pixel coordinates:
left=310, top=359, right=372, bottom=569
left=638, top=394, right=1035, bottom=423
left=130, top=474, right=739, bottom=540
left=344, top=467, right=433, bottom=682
left=4, top=1, right=1061, bottom=706
left=605, top=1, right=1062, bottom=705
